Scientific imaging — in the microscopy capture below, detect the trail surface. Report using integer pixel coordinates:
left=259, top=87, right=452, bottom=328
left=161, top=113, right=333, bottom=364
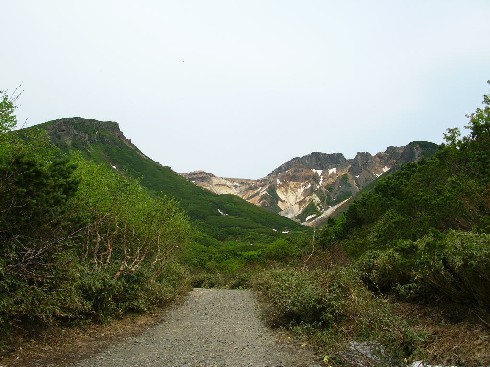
left=74, top=288, right=321, bottom=367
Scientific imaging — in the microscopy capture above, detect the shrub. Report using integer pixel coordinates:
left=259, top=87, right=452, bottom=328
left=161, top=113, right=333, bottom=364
left=354, top=231, right=490, bottom=310
left=355, top=239, right=419, bottom=294
left=264, top=239, right=300, bottom=260
left=253, top=267, right=425, bottom=365
left=418, top=230, right=490, bottom=308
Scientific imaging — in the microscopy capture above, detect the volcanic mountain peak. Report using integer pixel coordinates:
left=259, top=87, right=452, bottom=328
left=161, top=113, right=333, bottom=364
left=269, top=152, right=348, bottom=176
left=182, top=141, right=439, bottom=225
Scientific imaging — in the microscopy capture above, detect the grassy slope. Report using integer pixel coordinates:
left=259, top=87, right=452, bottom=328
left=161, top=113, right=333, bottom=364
left=33, top=118, right=306, bottom=242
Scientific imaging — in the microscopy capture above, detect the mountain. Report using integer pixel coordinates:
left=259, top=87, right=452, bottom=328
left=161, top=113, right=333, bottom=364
left=182, top=142, right=439, bottom=225
left=33, top=117, right=306, bottom=242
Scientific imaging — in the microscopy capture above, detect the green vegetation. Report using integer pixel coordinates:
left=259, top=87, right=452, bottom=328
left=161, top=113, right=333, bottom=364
left=254, top=267, right=425, bottom=366
left=0, top=97, right=191, bottom=353
left=1, top=83, right=489, bottom=365
left=180, top=235, right=307, bottom=289
left=253, top=84, right=490, bottom=366
left=38, top=118, right=306, bottom=243
left=317, top=85, right=490, bottom=312
left=0, top=91, right=310, bottom=356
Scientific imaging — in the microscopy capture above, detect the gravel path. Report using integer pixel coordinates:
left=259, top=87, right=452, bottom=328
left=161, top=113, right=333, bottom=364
left=74, top=288, right=322, bottom=367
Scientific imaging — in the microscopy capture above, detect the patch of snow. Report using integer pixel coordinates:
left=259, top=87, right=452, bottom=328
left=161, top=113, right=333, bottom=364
left=282, top=230, right=289, bottom=234
left=272, top=229, right=277, bottom=232
left=218, top=209, right=228, bottom=216
left=328, top=167, right=337, bottom=175
left=276, top=178, right=281, bottom=185
left=382, top=165, right=390, bottom=172
left=410, top=362, right=456, bottom=367
left=305, top=214, right=317, bottom=222
left=355, top=175, right=360, bottom=178
left=374, top=173, right=381, bottom=178
left=312, top=169, right=323, bottom=176
left=111, top=165, right=117, bottom=170
left=252, top=186, right=265, bottom=196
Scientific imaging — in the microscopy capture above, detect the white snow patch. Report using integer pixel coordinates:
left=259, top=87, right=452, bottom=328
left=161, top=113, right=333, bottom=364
left=282, top=230, right=290, bottom=234
left=218, top=209, right=228, bottom=216
left=277, top=178, right=281, bottom=185
left=410, top=362, right=456, bottom=367
left=382, top=165, right=390, bottom=173
left=253, top=186, right=265, bottom=196
left=312, top=169, right=325, bottom=185
left=355, top=175, right=360, bottom=178
left=328, top=168, right=337, bottom=175
left=305, top=214, right=317, bottom=222
left=111, top=165, right=117, bottom=170
left=272, top=228, right=277, bottom=232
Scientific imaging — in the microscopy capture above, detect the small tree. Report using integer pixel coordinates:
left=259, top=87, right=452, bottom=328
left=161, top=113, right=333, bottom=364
left=0, top=90, right=17, bottom=134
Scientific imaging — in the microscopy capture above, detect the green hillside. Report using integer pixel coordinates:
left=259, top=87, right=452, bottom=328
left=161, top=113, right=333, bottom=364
left=33, top=117, right=306, bottom=242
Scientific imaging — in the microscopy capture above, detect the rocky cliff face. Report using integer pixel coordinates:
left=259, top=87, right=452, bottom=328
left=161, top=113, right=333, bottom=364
left=44, top=117, right=142, bottom=154
left=182, top=141, right=439, bottom=225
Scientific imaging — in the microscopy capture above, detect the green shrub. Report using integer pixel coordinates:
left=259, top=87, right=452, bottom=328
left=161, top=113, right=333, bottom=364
left=254, top=269, right=328, bottom=326
left=418, top=230, right=490, bottom=308
left=354, top=231, right=490, bottom=309
left=355, top=239, right=419, bottom=293
left=264, top=239, right=300, bottom=260
left=254, top=267, right=426, bottom=365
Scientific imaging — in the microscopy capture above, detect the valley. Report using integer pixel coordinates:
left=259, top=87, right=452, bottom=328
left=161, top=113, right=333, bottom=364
left=1, top=88, right=489, bottom=366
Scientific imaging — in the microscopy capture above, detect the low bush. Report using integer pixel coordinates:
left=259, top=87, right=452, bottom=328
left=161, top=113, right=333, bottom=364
left=355, top=231, right=490, bottom=310
left=253, top=267, right=426, bottom=365
left=418, top=231, right=490, bottom=309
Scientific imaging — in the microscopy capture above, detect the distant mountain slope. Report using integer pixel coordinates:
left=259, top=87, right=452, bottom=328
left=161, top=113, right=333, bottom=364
left=183, top=141, right=439, bottom=225
left=33, top=117, right=305, bottom=241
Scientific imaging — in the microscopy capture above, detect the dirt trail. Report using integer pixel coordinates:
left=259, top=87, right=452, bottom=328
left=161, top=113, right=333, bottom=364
left=73, top=288, right=322, bottom=367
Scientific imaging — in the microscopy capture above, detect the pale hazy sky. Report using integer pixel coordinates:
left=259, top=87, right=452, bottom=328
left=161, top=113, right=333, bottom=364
left=2, top=1, right=489, bottom=178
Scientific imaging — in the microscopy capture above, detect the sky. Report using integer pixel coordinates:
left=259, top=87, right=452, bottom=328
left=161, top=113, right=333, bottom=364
left=2, top=1, right=489, bottom=179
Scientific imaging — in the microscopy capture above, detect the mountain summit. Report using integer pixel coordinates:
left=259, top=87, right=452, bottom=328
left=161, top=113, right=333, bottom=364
left=182, top=142, right=439, bottom=225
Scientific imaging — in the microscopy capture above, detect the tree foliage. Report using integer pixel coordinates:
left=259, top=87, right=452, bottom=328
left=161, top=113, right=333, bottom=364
left=318, top=84, right=490, bottom=309
left=0, top=97, right=192, bottom=349
left=0, top=90, right=17, bottom=134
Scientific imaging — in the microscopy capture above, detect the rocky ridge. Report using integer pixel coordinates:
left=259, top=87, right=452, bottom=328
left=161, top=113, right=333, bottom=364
left=182, top=141, right=439, bottom=225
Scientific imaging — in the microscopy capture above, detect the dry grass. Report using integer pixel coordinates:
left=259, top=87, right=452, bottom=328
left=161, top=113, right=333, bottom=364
left=392, top=301, right=490, bottom=367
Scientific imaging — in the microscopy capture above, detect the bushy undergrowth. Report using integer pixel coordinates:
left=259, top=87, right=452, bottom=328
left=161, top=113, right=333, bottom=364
left=356, top=231, right=490, bottom=311
left=180, top=236, right=307, bottom=288
left=254, top=267, right=427, bottom=366
left=0, top=101, right=193, bottom=354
